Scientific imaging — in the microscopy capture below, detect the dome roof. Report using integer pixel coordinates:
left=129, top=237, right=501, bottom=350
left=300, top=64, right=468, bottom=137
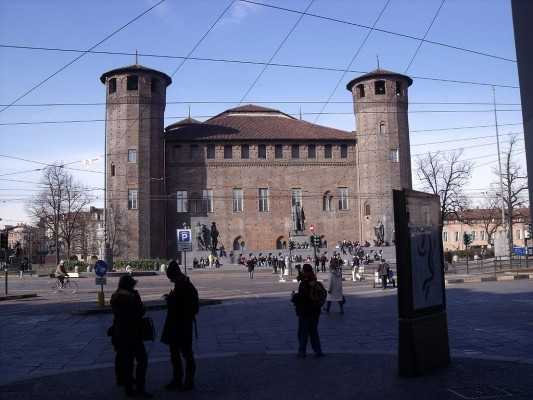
left=100, top=64, right=172, bottom=86
left=346, top=69, right=412, bottom=91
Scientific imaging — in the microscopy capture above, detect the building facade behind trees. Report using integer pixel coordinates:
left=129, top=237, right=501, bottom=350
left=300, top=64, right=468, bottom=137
left=101, top=65, right=413, bottom=259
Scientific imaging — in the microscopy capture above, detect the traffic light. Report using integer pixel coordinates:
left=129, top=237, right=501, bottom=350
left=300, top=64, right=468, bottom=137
left=289, top=240, right=295, bottom=251
left=313, top=235, right=321, bottom=248
left=526, top=223, right=533, bottom=239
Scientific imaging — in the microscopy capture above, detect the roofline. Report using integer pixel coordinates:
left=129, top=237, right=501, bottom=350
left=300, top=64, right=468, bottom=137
left=346, top=71, right=413, bottom=91
left=163, top=135, right=357, bottom=143
left=100, top=65, right=172, bottom=85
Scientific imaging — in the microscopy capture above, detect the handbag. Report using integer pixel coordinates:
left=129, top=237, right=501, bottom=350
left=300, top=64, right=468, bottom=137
left=141, top=317, right=155, bottom=341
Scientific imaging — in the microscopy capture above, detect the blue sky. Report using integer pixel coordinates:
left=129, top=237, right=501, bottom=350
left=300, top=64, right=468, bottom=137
left=0, top=0, right=525, bottom=226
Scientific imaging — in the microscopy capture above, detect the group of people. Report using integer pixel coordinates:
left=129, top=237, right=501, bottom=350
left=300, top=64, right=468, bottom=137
left=192, top=254, right=222, bottom=269
left=109, top=261, right=199, bottom=397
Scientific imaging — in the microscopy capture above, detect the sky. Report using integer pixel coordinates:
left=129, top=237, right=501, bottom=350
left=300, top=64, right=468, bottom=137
left=0, top=0, right=525, bottom=228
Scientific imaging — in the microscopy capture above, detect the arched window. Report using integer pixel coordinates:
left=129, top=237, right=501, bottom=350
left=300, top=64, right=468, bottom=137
left=111, top=163, right=116, bottom=177
left=374, top=80, right=386, bottom=95
left=356, top=84, right=365, bottom=98
left=276, top=236, right=285, bottom=250
left=323, top=191, right=333, bottom=212
left=364, top=202, right=371, bottom=217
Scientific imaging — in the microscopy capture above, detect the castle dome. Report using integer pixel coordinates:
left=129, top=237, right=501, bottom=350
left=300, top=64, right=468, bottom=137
left=346, top=68, right=412, bottom=91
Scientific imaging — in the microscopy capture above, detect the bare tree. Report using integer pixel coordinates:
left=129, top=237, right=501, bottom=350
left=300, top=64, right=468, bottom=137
left=465, top=194, right=502, bottom=247
left=416, top=150, right=473, bottom=227
left=28, top=165, right=67, bottom=265
left=28, top=165, right=90, bottom=264
left=60, top=173, right=90, bottom=260
left=494, top=135, right=528, bottom=256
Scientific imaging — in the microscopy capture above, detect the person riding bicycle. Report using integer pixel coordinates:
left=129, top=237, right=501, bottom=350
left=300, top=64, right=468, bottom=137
left=55, top=260, right=69, bottom=288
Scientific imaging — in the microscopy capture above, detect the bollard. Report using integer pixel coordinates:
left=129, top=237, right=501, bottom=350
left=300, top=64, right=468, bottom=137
left=97, top=289, right=105, bottom=306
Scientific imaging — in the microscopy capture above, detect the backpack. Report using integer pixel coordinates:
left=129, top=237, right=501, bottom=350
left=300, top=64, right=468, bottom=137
left=308, top=281, right=327, bottom=307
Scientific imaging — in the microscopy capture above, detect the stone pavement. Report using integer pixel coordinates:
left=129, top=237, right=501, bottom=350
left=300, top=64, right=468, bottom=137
left=1, top=275, right=533, bottom=398
left=1, top=353, right=533, bottom=400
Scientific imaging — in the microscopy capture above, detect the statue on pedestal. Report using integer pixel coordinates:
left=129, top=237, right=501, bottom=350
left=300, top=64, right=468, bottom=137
left=374, top=220, right=385, bottom=247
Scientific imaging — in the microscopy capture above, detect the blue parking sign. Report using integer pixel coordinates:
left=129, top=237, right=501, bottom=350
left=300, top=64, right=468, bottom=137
left=177, top=229, right=192, bottom=251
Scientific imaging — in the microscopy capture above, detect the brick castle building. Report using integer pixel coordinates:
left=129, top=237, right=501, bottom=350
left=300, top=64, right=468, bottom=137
left=100, top=65, right=413, bottom=259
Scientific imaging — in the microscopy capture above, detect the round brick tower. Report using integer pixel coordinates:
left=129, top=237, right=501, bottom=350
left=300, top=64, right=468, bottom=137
left=346, top=69, right=413, bottom=245
left=100, top=64, right=171, bottom=259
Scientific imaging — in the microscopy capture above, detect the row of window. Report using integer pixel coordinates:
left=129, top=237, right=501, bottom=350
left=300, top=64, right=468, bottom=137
left=108, top=75, right=160, bottom=94
left=443, top=230, right=525, bottom=242
left=174, top=143, right=350, bottom=161
left=173, top=188, right=350, bottom=213
left=355, top=80, right=404, bottom=98
left=110, top=149, right=137, bottom=177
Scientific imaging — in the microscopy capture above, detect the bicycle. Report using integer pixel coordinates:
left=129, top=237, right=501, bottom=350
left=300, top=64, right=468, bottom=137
left=52, top=276, right=79, bottom=294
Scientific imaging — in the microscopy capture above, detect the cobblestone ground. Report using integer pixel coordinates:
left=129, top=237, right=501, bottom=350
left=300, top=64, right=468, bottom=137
left=1, top=271, right=532, bottom=387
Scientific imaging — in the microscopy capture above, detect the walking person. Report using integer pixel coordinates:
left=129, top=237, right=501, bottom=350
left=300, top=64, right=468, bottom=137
left=326, top=263, right=345, bottom=314
left=291, top=264, right=326, bottom=358
left=110, top=275, right=152, bottom=398
left=378, top=261, right=389, bottom=289
left=247, top=254, right=255, bottom=279
left=161, top=261, right=199, bottom=391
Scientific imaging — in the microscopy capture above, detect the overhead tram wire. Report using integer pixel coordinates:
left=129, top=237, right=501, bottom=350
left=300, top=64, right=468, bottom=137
left=237, top=0, right=516, bottom=63
left=0, top=0, right=166, bottom=114
left=0, top=44, right=519, bottom=89
left=170, top=0, right=236, bottom=77
left=0, top=100, right=523, bottom=108
left=404, top=0, right=447, bottom=73
left=0, top=110, right=524, bottom=127
left=239, top=0, right=316, bottom=103
left=314, top=0, right=392, bottom=123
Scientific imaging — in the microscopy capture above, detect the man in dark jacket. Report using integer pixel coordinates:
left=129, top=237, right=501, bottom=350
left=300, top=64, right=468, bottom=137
left=110, top=275, right=151, bottom=398
left=291, top=264, right=324, bottom=358
left=161, top=261, right=199, bottom=391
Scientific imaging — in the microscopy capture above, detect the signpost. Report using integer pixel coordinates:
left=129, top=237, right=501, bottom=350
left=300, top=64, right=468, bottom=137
left=94, top=260, right=108, bottom=306
left=393, top=189, right=450, bottom=377
left=177, top=229, right=193, bottom=275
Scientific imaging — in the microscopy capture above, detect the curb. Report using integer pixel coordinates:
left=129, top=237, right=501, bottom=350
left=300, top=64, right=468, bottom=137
left=0, top=293, right=38, bottom=301
left=445, top=273, right=533, bottom=285
left=72, top=298, right=222, bottom=315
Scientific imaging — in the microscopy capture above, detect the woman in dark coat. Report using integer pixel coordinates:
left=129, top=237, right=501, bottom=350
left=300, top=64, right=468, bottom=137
left=110, top=275, right=151, bottom=398
left=161, top=261, right=199, bottom=391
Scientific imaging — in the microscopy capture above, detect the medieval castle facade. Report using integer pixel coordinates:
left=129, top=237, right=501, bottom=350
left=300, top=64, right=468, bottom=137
left=100, top=65, right=413, bottom=259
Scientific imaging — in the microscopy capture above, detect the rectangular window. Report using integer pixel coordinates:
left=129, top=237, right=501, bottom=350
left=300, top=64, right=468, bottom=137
left=443, top=231, right=448, bottom=242
left=206, top=144, right=215, bottom=159
left=128, top=189, right=138, bottom=210
left=340, top=144, right=348, bottom=158
left=455, top=232, right=459, bottom=242
left=233, top=189, right=243, bottom=212
left=151, top=78, right=158, bottom=93
left=375, top=80, right=385, bottom=95
left=190, top=144, right=200, bottom=160
left=471, top=231, right=476, bottom=241
left=338, top=187, right=349, bottom=210
left=109, top=78, right=116, bottom=94
left=176, top=191, right=188, bottom=213
left=390, top=148, right=399, bottom=162
left=308, top=144, right=316, bottom=159
left=241, top=144, right=249, bottom=159
left=127, top=75, right=138, bottom=91
left=291, top=188, right=302, bottom=207
left=258, top=188, right=269, bottom=212
left=203, top=189, right=214, bottom=213
left=396, top=81, right=403, bottom=96
left=258, top=144, right=267, bottom=159
left=291, top=144, right=299, bottom=159
left=324, top=144, right=332, bottom=159
left=128, top=149, right=137, bottom=163
left=481, top=231, right=486, bottom=241
left=224, top=145, right=233, bottom=159
left=275, top=144, right=283, bottom=159
left=517, top=230, right=522, bottom=240
left=173, top=145, right=181, bottom=160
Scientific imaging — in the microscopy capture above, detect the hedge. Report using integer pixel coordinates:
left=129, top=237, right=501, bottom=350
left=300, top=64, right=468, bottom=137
left=112, top=259, right=170, bottom=271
